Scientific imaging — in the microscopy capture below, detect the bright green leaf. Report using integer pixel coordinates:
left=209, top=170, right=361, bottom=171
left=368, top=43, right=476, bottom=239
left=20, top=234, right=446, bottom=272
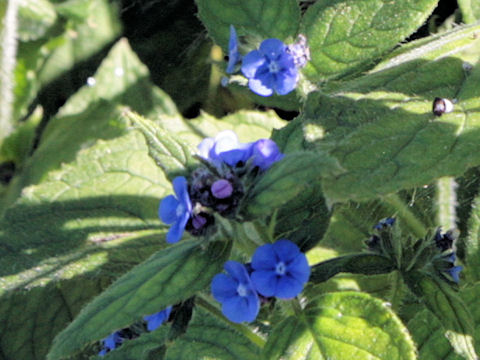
left=195, top=0, right=300, bottom=50
left=301, top=0, right=439, bottom=81
left=165, top=307, right=261, bottom=360
left=264, top=291, right=416, bottom=360
left=458, top=1, right=480, bottom=23
left=18, top=0, right=57, bottom=41
left=47, top=239, right=231, bottom=360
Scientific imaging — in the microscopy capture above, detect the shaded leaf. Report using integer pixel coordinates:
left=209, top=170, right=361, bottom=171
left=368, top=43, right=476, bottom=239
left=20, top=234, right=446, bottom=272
left=195, top=0, right=300, bottom=50
left=165, top=307, right=261, bottom=360
left=18, top=0, right=57, bottom=41
left=47, top=239, right=231, bottom=360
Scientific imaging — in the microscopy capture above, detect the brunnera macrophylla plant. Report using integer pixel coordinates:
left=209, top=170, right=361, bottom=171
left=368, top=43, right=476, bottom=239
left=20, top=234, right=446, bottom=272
left=1, top=1, right=480, bottom=360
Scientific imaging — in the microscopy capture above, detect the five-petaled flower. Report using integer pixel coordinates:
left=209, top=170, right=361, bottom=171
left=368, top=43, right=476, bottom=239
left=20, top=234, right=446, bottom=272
left=241, top=38, right=299, bottom=97
left=251, top=239, right=310, bottom=299
left=144, top=306, right=173, bottom=331
left=98, top=331, right=123, bottom=356
left=159, top=176, right=192, bottom=243
left=211, top=260, right=260, bottom=323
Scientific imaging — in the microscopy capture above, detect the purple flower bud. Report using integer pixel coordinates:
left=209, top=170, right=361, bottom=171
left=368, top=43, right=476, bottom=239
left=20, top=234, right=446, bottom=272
left=192, top=215, right=207, bottom=229
left=211, top=179, right=233, bottom=199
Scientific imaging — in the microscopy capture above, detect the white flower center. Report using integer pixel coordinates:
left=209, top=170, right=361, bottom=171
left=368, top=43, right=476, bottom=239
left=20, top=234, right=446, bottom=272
left=268, top=61, right=280, bottom=73
left=237, top=283, right=248, bottom=297
left=176, top=203, right=185, bottom=217
left=276, top=261, right=287, bottom=275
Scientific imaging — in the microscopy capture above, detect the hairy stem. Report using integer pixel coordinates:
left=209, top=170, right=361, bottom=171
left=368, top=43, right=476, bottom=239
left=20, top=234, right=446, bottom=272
left=436, top=176, right=458, bottom=230
left=384, top=194, right=427, bottom=238
left=0, top=0, right=19, bottom=140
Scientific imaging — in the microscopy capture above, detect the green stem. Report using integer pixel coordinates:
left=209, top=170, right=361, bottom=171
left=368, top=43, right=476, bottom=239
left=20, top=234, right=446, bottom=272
left=389, top=271, right=404, bottom=313
left=196, top=295, right=266, bottom=348
left=384, top=194, right=427, bottom=238
left=436, top=177, right=457, bottom=230
left=0, top=0, right=19, bottom=141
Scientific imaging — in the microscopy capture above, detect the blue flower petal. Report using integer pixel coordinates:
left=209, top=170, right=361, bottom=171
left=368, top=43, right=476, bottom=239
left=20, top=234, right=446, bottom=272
left=144, top=306, right=172, bottom=331
left=448, top=265, right=463, bottom=283
left=222, top=293, right=259, bottom=323
left=242, top=50, right=266, bottom=78
left=251, top=243, right=277, bottom=270
left=224, top=260, right=250, bottom=283
left=273, top=239, right=301, bottom=263
left=159, top=195, right=180, bottom=224
left=251, top=139, right=284, bottom=170
left=287, top=253, right=311, bottom=284
left=248, top=78, right=274, bottom=96
left=275, top=275, right=304, bottom=299
left=173, top=176, right=191, bottom=211
left=166, top=215, right=187, bottom=243
left=259, top=38, right=286, bottom=60
left=250, top=270, right=277, bottom=297
left=226, top=25, right=241, bottom=74
left=211, top=273, right=238, bottom=303
left=274, top=70, right=298, bottom=95
left=197, top=137, right=215, bottom=159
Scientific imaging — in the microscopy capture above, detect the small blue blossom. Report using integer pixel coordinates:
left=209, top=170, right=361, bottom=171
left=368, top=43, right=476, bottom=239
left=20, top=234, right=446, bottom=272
left=211, top=260, right=260, bottom=323
left=251, top=139, right=284, bottom=170
left=144, top=306, right=172, bottom=331
left=226, top=25, right=242, bottom=74
left=241, top=38, right=298, bottom=96
left=444, top=252, right=463, bottom=283
left=159, top=176, right=192, bottom=243
left=251, top=239, right=310, bottom=299
left=373, top=217, right=396, bottom=230
left=98, top=331, right=123, bottom=356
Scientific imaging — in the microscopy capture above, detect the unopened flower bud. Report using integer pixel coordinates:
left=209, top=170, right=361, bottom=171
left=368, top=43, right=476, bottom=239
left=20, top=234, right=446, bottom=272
left=211, top=179, right=233, bottom=199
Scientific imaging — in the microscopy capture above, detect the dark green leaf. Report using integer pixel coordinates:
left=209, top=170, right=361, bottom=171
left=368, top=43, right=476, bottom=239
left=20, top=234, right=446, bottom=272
left=263, top=291, right=416, bottom=359
left=165, top=307, right=261, bottom=360
left=301, top=0, right=439, bottom=81
left=195, top=0, right=300, bottom=50
left=47, top=239, right=231, bottom=360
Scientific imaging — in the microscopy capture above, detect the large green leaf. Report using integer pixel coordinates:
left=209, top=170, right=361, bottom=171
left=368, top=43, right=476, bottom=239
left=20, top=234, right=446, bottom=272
left=47, top=239, right=231, bottom=360
left=301, top=0, right=439, bottom=81
left=195, top=0, right=300, bottom=50
left=263, top=292, right=416, bottom=360
left=2, top=38, right=177, bottom=213
left=290, top=25, right=480, bottom=204
left=165, top=307, right=261, bottom=360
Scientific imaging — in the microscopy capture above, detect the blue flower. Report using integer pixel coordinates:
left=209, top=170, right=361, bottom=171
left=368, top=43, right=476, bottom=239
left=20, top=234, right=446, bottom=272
left=251, top=239, right=310, bottom=299
left=373, top=217, right=396, bottom=230
left=226, top=25, right=241, bottom=74
left=444, top=252, right=463, bottom=283
left=144, top=306, right=172, bottom=331
left=211, top=260, right=260, bottom=323
left=98, top=331, right=123, bottom=356
left=159, top=176, right=192, bottom=243
left=198, top=130, right=253, bottom=167
left=251, top=139, right=284, bottom=170
left=241, top=38, right=298, bottom=96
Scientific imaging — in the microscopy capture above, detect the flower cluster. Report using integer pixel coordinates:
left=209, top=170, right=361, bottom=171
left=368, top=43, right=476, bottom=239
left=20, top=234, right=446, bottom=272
left=434, top=229, right=463, bottom=283
left=225, top=26, right=310, bottom=97
left=211, top=239, right=310, bottom=323
left=98, top=306, right=172, bottom=356
left=159, top=130, right=284, bottom=243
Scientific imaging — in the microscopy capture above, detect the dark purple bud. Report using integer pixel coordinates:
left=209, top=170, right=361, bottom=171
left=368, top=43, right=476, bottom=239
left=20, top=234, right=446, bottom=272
left=192, top=215, right=207, bottom=229
left=211, top=179, right=233, bottom=199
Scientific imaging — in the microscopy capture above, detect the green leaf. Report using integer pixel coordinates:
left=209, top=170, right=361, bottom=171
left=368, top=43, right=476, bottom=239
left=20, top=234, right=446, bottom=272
left=18, top=0, right=57, bottom=41
left=47, top=239, right=231, bottom=360
left=408, top=283, right=480, bottom=359
left=165, top=307, right=261, bottom=360
left=310, top=253, right=395, bottom=283
left=301, top=0, right=439, bottom=81
left=458, top=1, right=480, bottom=23
left=404, top=272, right=477, bottom=359
left=2, top=38, right=176, bottom=212
left=124, top=110, right=197, bottom=181
left=245, top=151, right=342, bottom=218
left=263, top=291, right=416, bottom=360
left=195, top=0, right=300, bottom=50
